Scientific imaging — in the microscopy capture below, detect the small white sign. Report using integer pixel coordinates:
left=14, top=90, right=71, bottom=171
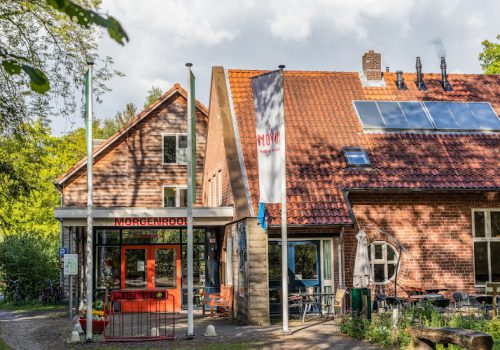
left=63, top=254, right=78, bottom=275
left=137, top=260, right=145, bottom=272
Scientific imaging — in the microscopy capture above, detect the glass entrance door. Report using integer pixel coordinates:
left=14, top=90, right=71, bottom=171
left=121, top=246, right=181, bottom=304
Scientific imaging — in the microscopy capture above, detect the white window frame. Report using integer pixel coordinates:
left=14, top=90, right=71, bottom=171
left=162, top=133, right=188, bottom=164
left=217, top=170, right=222, bottom=207
left=207, top=179, right=212, bottom=207
left=212, top=174, right=216, bottom=207
left=472, top=208, right=500, bottom=286
left=369, top=241, right=399, bottom=285
left=162, top=185, right=188, bottom=207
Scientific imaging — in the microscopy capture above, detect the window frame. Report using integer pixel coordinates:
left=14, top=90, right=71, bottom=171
left=368, top=241, right=399, bottom=285
left=472, top=208, right=500, bottom=286
left=343, top=147, right=372, bottom=167
left=162, top=185, right=188, bottom=207
left=162, top=133, right=188, bottom=165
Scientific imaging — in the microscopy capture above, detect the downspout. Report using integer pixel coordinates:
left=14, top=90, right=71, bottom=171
left=338, top=227, right=344, bottom=288
left=338, top=227, right=345, bottom=314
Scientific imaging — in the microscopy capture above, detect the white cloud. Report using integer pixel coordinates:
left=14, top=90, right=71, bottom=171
left=50, top=0, right=500, bottom=136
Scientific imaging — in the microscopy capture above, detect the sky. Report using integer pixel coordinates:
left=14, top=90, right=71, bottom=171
left=51, top=0, right=499, bottom=135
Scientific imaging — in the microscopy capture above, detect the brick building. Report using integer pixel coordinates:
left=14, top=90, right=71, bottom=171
left=204, top=52, right=499, bottom=324
left=55, top=51, right=499, bottom=326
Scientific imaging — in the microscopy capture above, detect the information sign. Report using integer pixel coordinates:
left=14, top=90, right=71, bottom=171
left=63, top=254, right=78, bottom=275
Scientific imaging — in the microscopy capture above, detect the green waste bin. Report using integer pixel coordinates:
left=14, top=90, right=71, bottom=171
left=351, top=288, right=371, bottom=320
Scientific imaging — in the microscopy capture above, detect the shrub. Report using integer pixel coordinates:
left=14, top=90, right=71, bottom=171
left=0, top=232, right=59, bottom=304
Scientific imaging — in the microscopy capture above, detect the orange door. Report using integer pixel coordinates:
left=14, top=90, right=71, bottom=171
left=121, top=245, right=181, bottom=311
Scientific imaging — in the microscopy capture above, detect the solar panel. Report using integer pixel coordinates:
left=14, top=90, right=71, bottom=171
left=468, top=103, right=500, bottom=130
left=447, top=103, right=481, bottom=130
left=378, top=102, right=408, bottom=129
left=399, top=102, right=434, bottom=129
left=353, top=101, right=385, bottom=128
left=354, top=100, right=500, bottom=131
left=424, top=102, right=459, bottom=129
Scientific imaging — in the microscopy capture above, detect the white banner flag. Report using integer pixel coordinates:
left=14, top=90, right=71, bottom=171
left=251, top=70, right=284, bottom=204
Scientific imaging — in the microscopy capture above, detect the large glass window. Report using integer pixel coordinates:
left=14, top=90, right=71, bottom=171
left=125, top=249, right=147, bottom=288
left=155, top=248, right=177, bottom=288
left=268, top=243, right=281, bottom=281
left=473, top=209, right=500, bottom=284
left=294, top=244, right=318, bottom=280
left=96, top=247, right=120, bottom=289
left=122, top=229, right=180, bottom=244
left=163, top=134, right=187, bottom=164
left=368, top=241, right=398, bottom=284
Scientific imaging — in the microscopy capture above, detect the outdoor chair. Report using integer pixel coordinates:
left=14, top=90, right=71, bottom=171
left=210, top=285, right=233, bottom=317
left=453, top=292, right=480, bottom=317
left=332, top=288, right=347, bottom=319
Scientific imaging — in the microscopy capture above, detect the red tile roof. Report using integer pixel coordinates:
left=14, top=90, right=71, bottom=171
left=227, top=70, right=500, bottom=226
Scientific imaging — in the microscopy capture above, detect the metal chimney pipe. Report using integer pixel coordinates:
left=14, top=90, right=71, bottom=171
left=415, top=57, right=427, bottom=91
left=395, top=70, right=407, bottom=90
left=440, top=57, right=452, bottom=91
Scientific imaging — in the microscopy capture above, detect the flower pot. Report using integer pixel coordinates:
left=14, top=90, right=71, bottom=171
left=79, top=317, right=109, bottom=334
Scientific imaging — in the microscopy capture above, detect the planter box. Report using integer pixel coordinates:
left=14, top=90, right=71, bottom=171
left=79, top=317, right=109, bottom=334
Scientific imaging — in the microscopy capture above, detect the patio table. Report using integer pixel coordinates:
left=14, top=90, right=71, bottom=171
left=410, top=293, right=443, bottom=301
left=299, top=293, right=335, bottom=322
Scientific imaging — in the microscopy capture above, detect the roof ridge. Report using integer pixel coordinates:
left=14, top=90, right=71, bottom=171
left=55, top=83, right=207, bottom=185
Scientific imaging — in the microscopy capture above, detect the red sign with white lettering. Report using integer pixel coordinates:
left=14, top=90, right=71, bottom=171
left=114, top=217, right=187, bottom=227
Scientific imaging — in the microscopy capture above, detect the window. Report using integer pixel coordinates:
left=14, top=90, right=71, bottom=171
left=473, top=209, right=500, bottom=285
left=343, top=147, right=371, bottom=166
left=162, top=186, right=187, bottom=207
left=163, top=134, right=187, bottom=164
left=368, top=241, right=398, bottom=284
left=217, top=170, right=222, bottom=206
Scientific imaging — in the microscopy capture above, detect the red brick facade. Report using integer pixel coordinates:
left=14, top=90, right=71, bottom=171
left=343, top=191, right=500, bottom=295
left=202, top=78, right=234, bottom=208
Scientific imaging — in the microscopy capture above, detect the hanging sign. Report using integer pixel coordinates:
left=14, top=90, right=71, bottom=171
left=63, top=254, right=78, bottom=275
left=251, top=70, right=284, bottom=204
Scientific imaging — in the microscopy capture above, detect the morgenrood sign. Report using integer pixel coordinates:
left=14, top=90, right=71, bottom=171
left=114, top=217, right=188, bottom=227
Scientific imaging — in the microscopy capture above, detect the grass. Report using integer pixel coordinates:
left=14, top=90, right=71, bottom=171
left=0, top=302, right=65, bottom=312
left=0, top=338, right=11, bottom=350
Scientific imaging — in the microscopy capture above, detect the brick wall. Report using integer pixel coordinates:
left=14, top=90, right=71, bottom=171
left=343, top=191, right=500, bottom=296
left=202, top=78, right=234, bottom=207
left=362, top=50, right=382, bottom=80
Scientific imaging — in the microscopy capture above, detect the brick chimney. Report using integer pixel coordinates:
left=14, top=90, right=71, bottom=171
left=362, top=50, right=382, bottom=80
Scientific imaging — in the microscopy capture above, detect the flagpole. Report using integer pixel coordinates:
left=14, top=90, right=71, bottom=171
left=278, top=64, right=289, bottom=333
left=185, top=62, right=195, bottom=338
left=85, top=61, right=94, bottom=341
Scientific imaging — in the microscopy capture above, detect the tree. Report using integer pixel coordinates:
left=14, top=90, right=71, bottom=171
left=144, top=85, right=163, bottom=109
left=479, top=34, right=500, bottom=75
left=115, top=102, right=137, bottom=128
left=0, top=0, right=128, bottom=134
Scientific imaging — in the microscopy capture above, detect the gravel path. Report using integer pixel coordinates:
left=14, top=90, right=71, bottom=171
left=0, top=308, right=381, bottom=350
left=0, top=308, right=69, bottom=350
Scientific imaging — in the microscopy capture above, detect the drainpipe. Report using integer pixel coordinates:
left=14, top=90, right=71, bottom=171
left=338, top=227, right=344, bottom=288
left=338, top=227, right=345, bottom=314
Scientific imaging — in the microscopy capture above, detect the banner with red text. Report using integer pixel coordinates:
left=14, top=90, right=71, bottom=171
left=251, top=70, right=284, bottom=204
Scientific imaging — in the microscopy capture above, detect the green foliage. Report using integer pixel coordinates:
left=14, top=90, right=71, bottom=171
left=0, top=0, right=125, bottom=135
left=144, top=86, right=163, bottom=109
left=340, top=305, right=499, bottom=350
left=115, top=102, right=137, bottom=128
left=479, top=34, right=500, bottom=75
left=0, top=232, right=59, bottom=303
left=45, top=0, right=128, bottom=45
left=0, top=0, right=127, bottom=98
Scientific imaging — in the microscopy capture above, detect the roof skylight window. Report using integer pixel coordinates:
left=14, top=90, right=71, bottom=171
left=343, top=148, right=371, bottom=167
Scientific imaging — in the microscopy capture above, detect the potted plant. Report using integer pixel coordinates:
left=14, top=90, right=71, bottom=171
left=79, top=300, right=109, bottom=333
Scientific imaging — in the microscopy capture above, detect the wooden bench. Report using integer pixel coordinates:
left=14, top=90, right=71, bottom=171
left=408, top=326, right=493, bottom=350
left=203, top=285, right=233, bottom=317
